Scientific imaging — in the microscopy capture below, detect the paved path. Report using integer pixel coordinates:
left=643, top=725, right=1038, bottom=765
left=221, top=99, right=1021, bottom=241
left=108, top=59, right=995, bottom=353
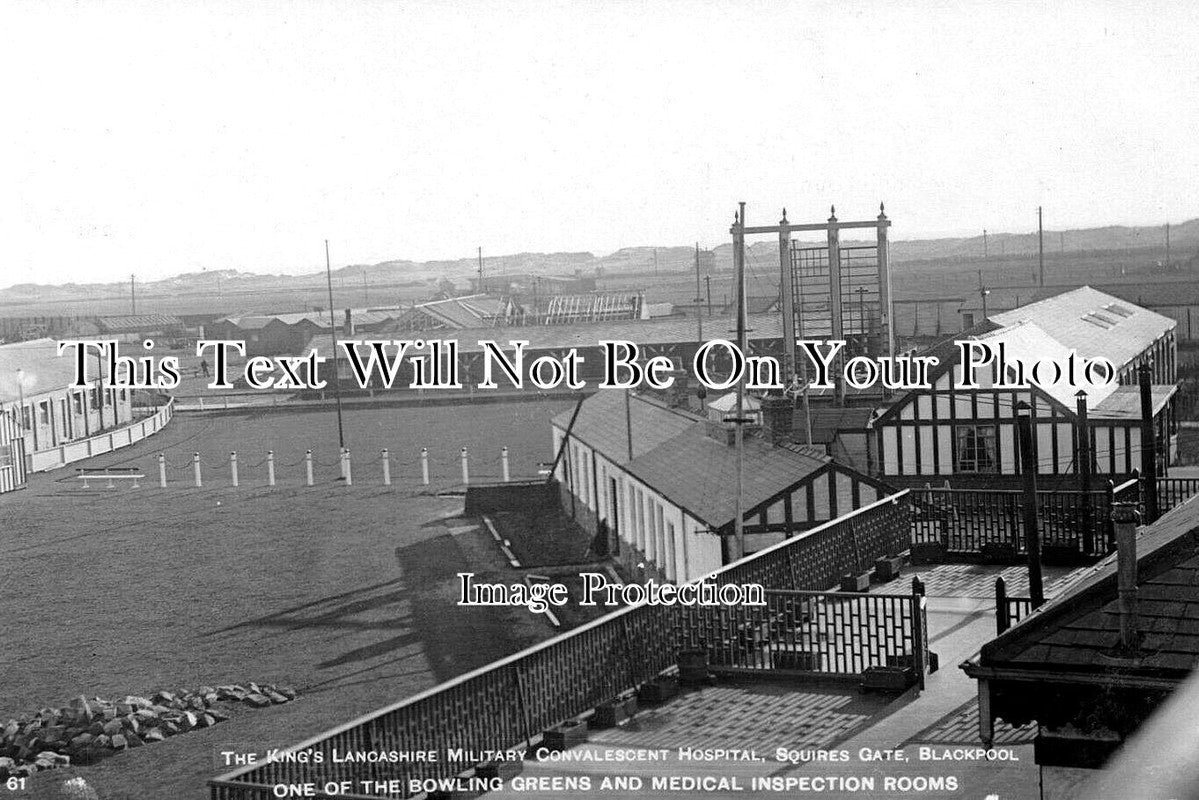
left=484, top=562, right=1083, bottom=800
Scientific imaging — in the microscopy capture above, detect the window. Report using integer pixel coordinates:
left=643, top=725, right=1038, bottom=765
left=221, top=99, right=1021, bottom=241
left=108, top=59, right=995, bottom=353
left=20, top=407, right=31, bottom=430
left=0, top=443, right=11, bottom=469
left=38, top=402, right=49, bottom=424
left=956, top=425, right=998, bottom=473
left=73, top=393, right=84, bottom=414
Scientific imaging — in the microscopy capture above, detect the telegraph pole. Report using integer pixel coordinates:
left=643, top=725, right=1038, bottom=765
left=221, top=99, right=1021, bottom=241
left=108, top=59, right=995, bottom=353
left=694, top=243, right=704, bottom=343
left=130, top=274, right=136, bottom=315
left=1166, top=222, right=1171, bottom=268
left=325, top=240, right=346, bottom=452
left=732, top=203, right=748, bottom=560
left=983, top=229, right=988, bottom=259
left=704, top=275, right=712, bottom=316
left=1037, top=206, right=1045, bottom=288
left=477, top=247, right=484, bottom=293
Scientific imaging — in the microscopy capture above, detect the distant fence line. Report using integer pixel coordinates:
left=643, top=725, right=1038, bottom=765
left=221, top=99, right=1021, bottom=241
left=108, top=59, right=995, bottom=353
left=29, top=399, right=175, bottom=473
left=73, top=444, right=538, bottom=490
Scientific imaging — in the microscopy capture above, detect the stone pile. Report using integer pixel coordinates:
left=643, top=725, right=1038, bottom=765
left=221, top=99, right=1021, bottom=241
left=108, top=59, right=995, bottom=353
left=0, top=683, right=297, bottom=779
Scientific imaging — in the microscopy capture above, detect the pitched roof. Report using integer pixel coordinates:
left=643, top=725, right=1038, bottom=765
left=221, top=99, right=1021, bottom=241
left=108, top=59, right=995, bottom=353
left=624, top=425, right=831, bottom=528
left=1091, top=384, right=1178, bottom=421
left=990, top=286, right=1176, bottom=369
left=0, top=339, right=112, bottom=402
left=307, top=313, right=783, bottom=356
left=551, top=390, right=697, bottom=466
left=975, top=497, right=1199, bottom=678
left=97, top=314, right=184, bottom=333
left=552, top=389, right=842, bottom=528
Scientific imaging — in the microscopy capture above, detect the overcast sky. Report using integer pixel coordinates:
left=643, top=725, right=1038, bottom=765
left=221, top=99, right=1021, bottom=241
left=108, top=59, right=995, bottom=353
left=3, top=0, right=1197, bottom=285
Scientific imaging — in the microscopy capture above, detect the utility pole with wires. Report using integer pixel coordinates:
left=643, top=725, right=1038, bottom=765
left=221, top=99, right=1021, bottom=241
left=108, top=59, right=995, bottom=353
left=983, top=229, right=988, bottom=259
left=477, top=247, right=484, bottom=294
left=130, top=274, right=136, bottom=315
left=730, top=202, right=749, bottom=561
left=694, top=243, right=704, bottom=343
left=325, top=240, right=346, bottom=454
left=1037, top=206, right=1045, bottom=287
left=704, top=275, right=712, bottom=316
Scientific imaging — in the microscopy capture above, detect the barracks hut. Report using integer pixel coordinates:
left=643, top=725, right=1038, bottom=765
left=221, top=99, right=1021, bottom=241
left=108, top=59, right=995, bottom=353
left=551, top=389, right=893, bottom=583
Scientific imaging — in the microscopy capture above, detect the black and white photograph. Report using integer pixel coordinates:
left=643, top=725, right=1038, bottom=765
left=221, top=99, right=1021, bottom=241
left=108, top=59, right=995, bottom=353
left=3, top=2, right=1199, bottom=799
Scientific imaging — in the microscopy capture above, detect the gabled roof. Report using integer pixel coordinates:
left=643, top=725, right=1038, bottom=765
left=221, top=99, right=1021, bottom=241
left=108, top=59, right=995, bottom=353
left=990, top=286, right=1175, bottom=369
left=219, top=312, right=333, bottom=330
left=973, top=498, right=1199, bottom=679
left=624, top=426, right=831, bottom=528
left=551, top=390, right=697, bottom=466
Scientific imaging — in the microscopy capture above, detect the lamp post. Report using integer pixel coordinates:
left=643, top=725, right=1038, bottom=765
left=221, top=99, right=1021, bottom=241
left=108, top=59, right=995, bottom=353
left=15, top=368, right=25, bottom=432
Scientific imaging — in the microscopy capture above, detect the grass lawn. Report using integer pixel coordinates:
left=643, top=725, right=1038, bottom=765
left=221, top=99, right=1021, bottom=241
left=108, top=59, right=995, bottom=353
left=2, top=400, right=574, bottom=799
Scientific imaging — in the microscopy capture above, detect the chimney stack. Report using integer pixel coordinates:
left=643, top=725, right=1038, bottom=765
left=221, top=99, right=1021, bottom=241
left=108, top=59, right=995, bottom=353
left=344, top=308, right=354, bottom=337
left=1112, top=502, right=1141, bottom=651
left=760, top=393, right=794, bottom=446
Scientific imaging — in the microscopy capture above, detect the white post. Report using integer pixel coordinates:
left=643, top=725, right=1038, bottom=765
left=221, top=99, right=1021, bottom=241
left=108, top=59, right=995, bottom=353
left=343, top=449, right=353, bottom=486
left=267, top=450, right=276, bottom=486
left=158, top=453, right=167, bottom=488
left=230, top=451, right=239, bottom=487
left=305, top=450, right=314, bottom=486
left=193, top=452, right=202, bottom=488
left=501, top=446, right=510, bottom=482
left=461, top=446, right=470, bottom=486
left=421, top=447, right=430, bottom=485
left=381, top=449, right=391, bottom=486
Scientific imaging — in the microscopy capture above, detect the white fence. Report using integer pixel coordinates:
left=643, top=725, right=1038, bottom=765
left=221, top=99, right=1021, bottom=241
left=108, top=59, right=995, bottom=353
left=28, top=399, right=176, bottom=472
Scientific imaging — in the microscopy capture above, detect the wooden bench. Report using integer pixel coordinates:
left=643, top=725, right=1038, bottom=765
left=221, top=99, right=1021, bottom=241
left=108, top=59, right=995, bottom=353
left=76, top=467, right=145, bottom=489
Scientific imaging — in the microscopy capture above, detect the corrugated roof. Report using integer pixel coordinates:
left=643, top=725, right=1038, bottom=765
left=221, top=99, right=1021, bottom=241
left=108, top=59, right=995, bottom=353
left=978, top=498, right=1199, bottom=677
left=990, top=286, right=1176, bottom=369
left=97, top=314, right=184, bottom=332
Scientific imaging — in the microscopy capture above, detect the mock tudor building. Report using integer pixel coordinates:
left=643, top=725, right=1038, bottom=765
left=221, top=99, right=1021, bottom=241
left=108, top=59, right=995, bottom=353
left=551, top=389, right=893, bottom=583
left=873, top=287, right=1177, bottom=489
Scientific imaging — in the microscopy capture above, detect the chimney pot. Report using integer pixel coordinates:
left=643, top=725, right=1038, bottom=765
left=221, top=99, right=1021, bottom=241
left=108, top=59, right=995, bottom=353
left=1112, top=502, right=1141, bottom=651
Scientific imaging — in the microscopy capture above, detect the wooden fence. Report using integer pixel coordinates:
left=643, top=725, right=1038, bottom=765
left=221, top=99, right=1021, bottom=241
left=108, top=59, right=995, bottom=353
left=910, top=486, right=1114, bottom=561
left=209, top=491, right=918, bottom=800
left=679, top=588, right=926, bottom=684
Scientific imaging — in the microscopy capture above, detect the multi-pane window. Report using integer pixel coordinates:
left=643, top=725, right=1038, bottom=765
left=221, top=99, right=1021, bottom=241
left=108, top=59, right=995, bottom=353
left=956, top=425, right=997, bottom=473
left=0, top=444, right=11, bottom=469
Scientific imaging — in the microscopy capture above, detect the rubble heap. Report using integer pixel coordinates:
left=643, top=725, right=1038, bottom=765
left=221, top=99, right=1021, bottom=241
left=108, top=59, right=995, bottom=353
left=0, top=683, right=297, bottom=779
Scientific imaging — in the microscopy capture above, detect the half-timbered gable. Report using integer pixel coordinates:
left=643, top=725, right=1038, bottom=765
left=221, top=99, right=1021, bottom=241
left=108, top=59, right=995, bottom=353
left=875, top=287, right=1177, bottom=489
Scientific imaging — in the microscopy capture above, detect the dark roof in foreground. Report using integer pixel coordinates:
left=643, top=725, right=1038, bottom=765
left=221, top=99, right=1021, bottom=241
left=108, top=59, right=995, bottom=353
left=974, top=497, right=1199, bottom=678
left=553, top=389, right=854, bottom=528
left=625, top=425, right=830, bottom=528
left=551, top=390, right=699, bottom=465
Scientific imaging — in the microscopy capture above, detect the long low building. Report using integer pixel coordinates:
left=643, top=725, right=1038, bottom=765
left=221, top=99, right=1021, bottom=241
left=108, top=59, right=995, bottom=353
left=0, top=339, right=134, bottom=485
left=551, top=389, right=894, bottom=583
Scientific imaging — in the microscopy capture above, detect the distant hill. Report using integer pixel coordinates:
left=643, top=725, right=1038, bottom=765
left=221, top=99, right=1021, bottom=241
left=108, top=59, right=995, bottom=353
left=2, top=219, right=1196, bottom=305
